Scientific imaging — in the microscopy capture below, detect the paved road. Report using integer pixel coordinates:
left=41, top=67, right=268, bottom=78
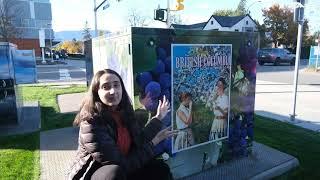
left=38, top=59, right=320, bottom=85
left=255, top=59, right=320, bottom=131
left=255, top=80, right=320, bottom=131
left=256, top=60, right=320, bottom=85
left=37, top=60, right=86, bottom=83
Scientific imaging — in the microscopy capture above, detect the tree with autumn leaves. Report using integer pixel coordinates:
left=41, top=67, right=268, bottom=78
left=55, top=39, right=83, bottom=54
left=262, top=4, right=310, bottom=48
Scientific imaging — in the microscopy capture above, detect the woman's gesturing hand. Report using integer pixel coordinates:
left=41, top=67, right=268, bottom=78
left=151, top=126, right=178, bottom=146
left=154, top=95, right=170, bottom=121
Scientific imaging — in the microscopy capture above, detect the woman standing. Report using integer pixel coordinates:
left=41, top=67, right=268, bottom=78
left=174, top=92, right=194, bottom=151
left=209, top=78, right=229, bottom=141
left=67, top=69, right=175, bottom=180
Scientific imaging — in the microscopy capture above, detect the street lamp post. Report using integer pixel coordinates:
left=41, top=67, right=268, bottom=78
left=246, top=0, right=262, bottom=14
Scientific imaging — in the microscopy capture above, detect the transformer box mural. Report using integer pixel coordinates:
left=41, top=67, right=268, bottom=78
left=91, top=27, right=258, bottom=178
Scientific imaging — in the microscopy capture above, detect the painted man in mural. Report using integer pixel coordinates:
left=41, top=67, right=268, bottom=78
left=209, top=77, right=229, bottom=140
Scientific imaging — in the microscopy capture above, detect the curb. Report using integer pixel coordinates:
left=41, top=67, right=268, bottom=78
left=250, top=158, right=299, bottom=180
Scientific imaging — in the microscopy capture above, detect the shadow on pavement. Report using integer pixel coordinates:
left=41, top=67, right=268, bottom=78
left=40, top=127, right=78, bottom=151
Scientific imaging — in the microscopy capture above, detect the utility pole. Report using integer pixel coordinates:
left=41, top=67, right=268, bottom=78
left=93, top=0, right=109, bottom=37
left=94, top=0, right=98, bottom=37
left=290, top=0, right=305, bottom=121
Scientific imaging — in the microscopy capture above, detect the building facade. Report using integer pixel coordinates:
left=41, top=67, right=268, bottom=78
left=171, top=14, right=258, bottom=33
left=0, top=0, right=53, bottom=56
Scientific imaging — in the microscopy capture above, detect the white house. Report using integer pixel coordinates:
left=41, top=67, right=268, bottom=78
left=171, top=14, right=258, bottom=32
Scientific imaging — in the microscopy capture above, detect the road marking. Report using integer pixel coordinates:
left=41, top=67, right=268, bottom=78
left=59, top=69, right=71, bottom=80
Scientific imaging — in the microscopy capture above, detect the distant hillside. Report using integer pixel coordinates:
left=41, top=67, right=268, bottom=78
left=54, top=30, right=110, bottom=41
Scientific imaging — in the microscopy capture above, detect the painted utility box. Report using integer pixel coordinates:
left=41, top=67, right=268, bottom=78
left=309, top=45, right=320, bottom=69
left=91, top=27, right=258, bottom=178
left=0, top=42, right=36, bottom=126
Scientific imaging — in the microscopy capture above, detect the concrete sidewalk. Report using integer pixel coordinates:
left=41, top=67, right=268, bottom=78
left=255, top=80, right=320, bottom=131
left=0, top=101, right=40, bottom=136
left=40, top=127, right=299, bottom=180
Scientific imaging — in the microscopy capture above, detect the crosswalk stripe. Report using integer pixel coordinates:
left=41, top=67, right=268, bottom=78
left=59, top=69, right=71, bottom=80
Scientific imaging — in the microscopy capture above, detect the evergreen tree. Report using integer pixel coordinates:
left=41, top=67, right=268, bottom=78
left=82, top=21, right=92, bottom=41
left=213, top=0, right=247, bottom=16
left=235, top=0, right=247, bottom=15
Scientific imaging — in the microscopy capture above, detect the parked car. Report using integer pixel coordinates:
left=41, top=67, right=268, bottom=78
left=258, top=48, right=296, bottom=66
left=45, top=50, right=65, bottom=60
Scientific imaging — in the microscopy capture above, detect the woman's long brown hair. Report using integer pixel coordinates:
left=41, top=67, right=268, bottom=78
left=73, top=69, right=134, bottom=127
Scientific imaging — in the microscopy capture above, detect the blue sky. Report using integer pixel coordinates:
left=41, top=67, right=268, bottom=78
left=51, top=0, right=319, bottom=34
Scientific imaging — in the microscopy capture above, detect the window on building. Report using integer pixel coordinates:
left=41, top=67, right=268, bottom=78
left=246, top=21, right=248, bottom=25
left=242, top=27, right=253, bottom=32
left=35, top=20, right=51, bottom=28
left=211, top=21, right=213, bottom=25
left=235, top=29, right=239, bottom=32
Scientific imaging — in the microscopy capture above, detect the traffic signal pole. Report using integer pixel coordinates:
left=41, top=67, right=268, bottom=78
left=166, top=0, right=171, bottom=28
left=290, top=21, right=303, bottom=121
left=155, top=0, right=184, bottom=27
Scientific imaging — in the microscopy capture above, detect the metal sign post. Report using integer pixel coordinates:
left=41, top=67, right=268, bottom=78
left=290, top=0, right=305, bottom=121
left=316, top=37, right=320, bottom=71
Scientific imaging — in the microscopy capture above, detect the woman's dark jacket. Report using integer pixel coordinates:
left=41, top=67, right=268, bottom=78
left=66, top=114, right=163, bottom=180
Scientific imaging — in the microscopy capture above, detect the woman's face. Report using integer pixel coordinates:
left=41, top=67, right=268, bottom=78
left=98, top=73, right=123, bottom=108
left=237, top=65, right=241, bottom=70
left=217, top=80, right=224, bottom=91
left=183, top=96, right=191, bottom=106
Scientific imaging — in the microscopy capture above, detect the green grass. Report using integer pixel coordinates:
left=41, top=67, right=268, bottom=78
left=21, top=85, right=87, bottom=131
left=255, top=115, right=320, bottom=179
left=0, top=85, right=86, bottom=180
left=0, top=132, right=40, bottom=180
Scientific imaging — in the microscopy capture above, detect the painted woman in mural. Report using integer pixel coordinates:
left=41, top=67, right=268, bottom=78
left=233, top=64, right=250, bottom=96
left=209, top=78, right=229, bottom=140
left=174, top=92, right=195, bottom=151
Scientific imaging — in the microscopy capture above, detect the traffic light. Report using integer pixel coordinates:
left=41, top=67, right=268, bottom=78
left=176, top=0, right=184, bottom=11
left=154, top=9, right=166, bottom=22
left=293, top=0, right=305, bottom=23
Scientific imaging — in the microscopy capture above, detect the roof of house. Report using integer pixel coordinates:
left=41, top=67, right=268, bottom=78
left=211, top=15, right=246, bottom=27
left=171, top=22, right=207, bottom=30
left=171, top=14, right=258, bottom=30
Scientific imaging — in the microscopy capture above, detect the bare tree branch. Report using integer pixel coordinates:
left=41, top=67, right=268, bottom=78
left=128, top=9, right=149, bottom=27
left=0, top=0, right=24, bottom=41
